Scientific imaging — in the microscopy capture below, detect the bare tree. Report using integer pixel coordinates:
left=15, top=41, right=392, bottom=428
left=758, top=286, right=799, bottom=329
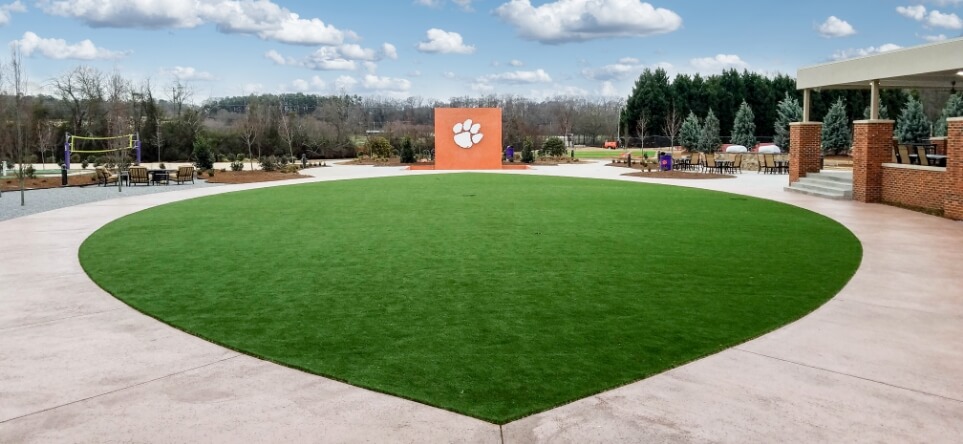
left=662, top=105, right=682, bottom=149
left=106, top=72, right=130, bottom=192
left=36, top=121, right=53, bottom=169
left=238, top=99, right=262, bottom=170
left=12, top=45, right=27, bottom=205
left=635, top=110, right=649, bottom=149
left=278, top=101, right=295, bottom=159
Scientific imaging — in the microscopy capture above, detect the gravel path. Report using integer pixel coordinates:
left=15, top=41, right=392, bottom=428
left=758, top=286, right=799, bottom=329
left=0, top=181, right=223, bottom=222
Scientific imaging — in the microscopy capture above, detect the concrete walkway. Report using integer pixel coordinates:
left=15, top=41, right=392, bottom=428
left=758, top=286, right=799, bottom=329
left=1, top=162, right=960, bottom=443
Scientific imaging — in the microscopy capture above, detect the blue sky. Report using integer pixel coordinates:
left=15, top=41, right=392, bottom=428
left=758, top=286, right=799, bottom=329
left=2, top=0, right=962, bottom=102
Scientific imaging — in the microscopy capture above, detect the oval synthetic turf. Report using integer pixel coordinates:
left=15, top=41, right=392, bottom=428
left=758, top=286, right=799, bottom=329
left=80, top=173, right=862, bottom=423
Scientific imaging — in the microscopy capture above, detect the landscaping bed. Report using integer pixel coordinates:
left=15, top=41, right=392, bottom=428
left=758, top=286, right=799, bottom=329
left=204, top=170, right=311, bottom=184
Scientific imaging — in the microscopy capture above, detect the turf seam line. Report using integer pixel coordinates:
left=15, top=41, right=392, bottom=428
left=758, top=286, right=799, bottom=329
left=0, top=308, right=125, bottom=333
left=0, top=354, right=242, bottom=425
left=734, top=348, right=963, bottom=404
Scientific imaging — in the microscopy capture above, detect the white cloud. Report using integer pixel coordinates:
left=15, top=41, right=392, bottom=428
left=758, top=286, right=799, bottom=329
left=265, top=49, right=287, bottom=64
left=897, top=5, right=963, bottom=29
left=831, top=43, right=902, bottom=61
left=927, top=10, right=963, bottom=28
left=417, top=28, right=475, bottom=54
left=897, top=5, right=927, bottom=21
left=334, top=75, right=357, bottom=91
left=443, top=71, right=456, bottom=79
left=167, top=66, right=216, bottom=81
left=0, top=1, right=27, bottom=26
left=339, top=43, right=378, bottom=61
left=243, top=83, right=263, bottom=94
left=494, top=0, right=682, bottom=44
left=922, top=33, right=948, bottom=41
left=37, top=0, right=351, bottom=45
left=581, top=57, right=643, bottom=80
left=13, top=31, right=128, bottom=60
left=479, top=68, right=552, bottom=84
left=414, top=0, right=474, bottom=11
left=305, top=47, right=356, bottom=70
left=599, top=81, right=620, bottom=97
left=382, top=43, right=398, bottom=60
left=818, top=16, right=856, bottom=38
left=689, top=54, right=749, bottom=73
left=509, top=59, right=523, bottom=67
left=407, top=70, right=422, bottom=77
left=290, top=75, right=326, bottom=92
left=362, top=74, right=411, bottom=92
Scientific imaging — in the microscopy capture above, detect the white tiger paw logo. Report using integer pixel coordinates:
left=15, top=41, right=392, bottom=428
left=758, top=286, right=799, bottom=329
left=453, top=119, right=483, bottom=149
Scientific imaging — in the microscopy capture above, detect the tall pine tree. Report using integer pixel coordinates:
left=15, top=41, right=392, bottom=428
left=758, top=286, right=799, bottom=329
left=862, top=104, right=889, bottom=120
left=679, top=111, right=701, bottom=151
left=773, top=92, right=802, bottom=151
left=730, top=101, right=756, bottom=148
left=698, top=109, right=721, bottom=153
left=821, top=98, right=851, bottom=155
left=934, top=93, right=963, bottom=137
left=895, top=95, right=930, bottom=143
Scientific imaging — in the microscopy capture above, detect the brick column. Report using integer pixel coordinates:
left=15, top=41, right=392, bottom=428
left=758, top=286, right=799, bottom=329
left=945, top=118, right=963, bottom=220
left=929, top=137, right=947, bottom=155
left=789, top=122, right=822, bottom=184
left=851, top=120, right=894, bottom=203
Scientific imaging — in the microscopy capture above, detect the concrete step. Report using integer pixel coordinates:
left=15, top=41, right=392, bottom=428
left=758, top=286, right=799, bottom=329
left=794, top=177, right=853, bottom=192
left=805, top=172, right=853, bottom=185
left=784, top=185, right=852, bottom=200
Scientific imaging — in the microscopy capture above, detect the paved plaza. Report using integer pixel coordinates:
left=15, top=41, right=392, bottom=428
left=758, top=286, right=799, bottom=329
left=1, top=162, right=961, bottom=443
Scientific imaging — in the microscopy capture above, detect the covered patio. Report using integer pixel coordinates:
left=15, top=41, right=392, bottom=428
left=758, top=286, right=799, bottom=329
left=791, top=37, right=963, bottom=219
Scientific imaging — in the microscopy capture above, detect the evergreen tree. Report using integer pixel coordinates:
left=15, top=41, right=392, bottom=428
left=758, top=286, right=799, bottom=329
left=543, top=136, right=566, bottom=157
left=521, top=137, right=534, bottom=163
left=862, top=103, right=889, bottom=120
left=895, top=95, right=930, bottom=143
left=934, top=93, right=963, bottom=137
left=773, top=93, right=802, bottom=151
left=730, top=101, right=756, bottom=148
left=400, top=137, right=415, bottom=163
left=678, top=112, right=701, bottom=151
left=698, top=109, right=721, bottom=153
left=821, top=98, right=851, bottom=155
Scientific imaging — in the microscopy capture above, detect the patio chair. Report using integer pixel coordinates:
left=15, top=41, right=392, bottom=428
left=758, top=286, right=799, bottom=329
left=757, top=154, right=771, bottom=174
left=95, top=167, right=118, bottom=186
left=897, top=145, right=913, bottom=165
left=170, top=166, right=195, bottom=184
left=128, top=166, right=149, bottom=186
left=916, top=145, right=931, bottom=166
left=729, top=154, right=743, bottom=174
left=703, top=155, right=723, bottom=174
left=687, top=152, right=701, bottom=171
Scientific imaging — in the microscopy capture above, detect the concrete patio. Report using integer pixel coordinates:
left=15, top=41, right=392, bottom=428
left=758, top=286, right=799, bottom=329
left=1, top=161, right=960, bottom=443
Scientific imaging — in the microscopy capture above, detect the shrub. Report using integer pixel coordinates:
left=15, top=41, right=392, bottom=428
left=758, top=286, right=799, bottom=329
left=367, top=137, right=393, bottom=159
left=400, top=138, right=416, bottom=163
left=15, top=165, right=37, bottom=179
left=260, top=155, right=279, bottom=172
left=543, top=137, right=566, bottom=157
left=81, top=157, right=91, bottom=169
left=207, top=169, right=216, bottom=178
left=94, top=156, right=105, bottom=167
left=521, top=138, right=535, bottom=163
left=230, top=154, right=244, bottom=172
left=192, top=136, right=215, bottom=170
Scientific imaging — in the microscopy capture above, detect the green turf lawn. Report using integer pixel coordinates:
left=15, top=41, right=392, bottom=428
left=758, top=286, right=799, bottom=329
left=80, top=174, right=861, bottom=424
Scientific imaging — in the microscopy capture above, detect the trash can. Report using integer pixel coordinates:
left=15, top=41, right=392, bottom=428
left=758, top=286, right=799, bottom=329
left=61, top=165, right=68, bottom=187
left=659, top=154, right=673, bottom=171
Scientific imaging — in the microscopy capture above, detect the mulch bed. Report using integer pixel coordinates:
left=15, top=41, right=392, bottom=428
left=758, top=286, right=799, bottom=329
left=1, top=173, right=100, bottom=191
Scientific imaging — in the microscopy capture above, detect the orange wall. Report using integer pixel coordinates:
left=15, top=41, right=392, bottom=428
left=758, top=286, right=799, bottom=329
left=434, top=108, right=503, bottom=170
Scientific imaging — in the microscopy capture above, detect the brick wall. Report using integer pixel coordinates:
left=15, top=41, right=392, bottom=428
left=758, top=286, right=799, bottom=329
left=789, top=123, right=822, bottom=184
left=852, top=120, right=895, bottom=203
left=881, top=166, right=947, bottom=212
left=945, top=118, right=963, bottom=220
left=929, top=137, right=947, bottom=156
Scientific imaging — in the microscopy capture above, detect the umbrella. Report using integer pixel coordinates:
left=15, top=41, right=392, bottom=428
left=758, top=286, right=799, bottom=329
left=757, top=145, right=782, bottom=154
left=725, top=145, right=748, bottom=153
